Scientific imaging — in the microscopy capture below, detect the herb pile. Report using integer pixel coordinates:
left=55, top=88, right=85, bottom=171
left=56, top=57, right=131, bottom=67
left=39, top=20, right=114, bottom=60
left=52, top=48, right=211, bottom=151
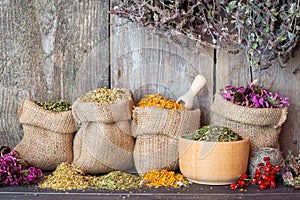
left=39, top=162, right=98, bottom=191
left=36, top=100, right=72, bottom=112
left=282, top=150, right=300, bottom=189
left=221, top=81, right=290, bottom=108
left=142, top=169, right=188, bottom=188
left=95, top=171, right=142, bottom=190
left=137, top=93, right=185, bottom=110
left=0, top=146, right=42, bottom=186
left=80, top=87, right=127, bottom=104
left=185, top=125, right=242, bottom=142
left=111, top=0, right=300, bottom=69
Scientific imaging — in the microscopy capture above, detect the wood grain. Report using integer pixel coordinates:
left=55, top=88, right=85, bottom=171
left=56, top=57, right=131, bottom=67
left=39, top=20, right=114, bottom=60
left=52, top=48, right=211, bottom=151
left=0, top=0, right=299, bottom=156
left=110, top=15, right=214, bottom=126
left=0, top=0, right=109, bottom=147
left=251, top=52, right=300, bottom=156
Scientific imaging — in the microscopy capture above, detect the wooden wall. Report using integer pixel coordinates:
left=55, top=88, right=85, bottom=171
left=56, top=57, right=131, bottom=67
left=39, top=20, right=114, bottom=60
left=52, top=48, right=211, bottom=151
left=1, top=0, right=299, bottom=156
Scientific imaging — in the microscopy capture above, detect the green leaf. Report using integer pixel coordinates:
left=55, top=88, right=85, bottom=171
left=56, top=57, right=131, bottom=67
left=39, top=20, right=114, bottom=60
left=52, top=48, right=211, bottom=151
left=289, top=3, right=297, bottom=14
left=228, top=1, right=237, bottom=11
left=278, top=36, right=287, bottom=42
left=265, top=0, right=272, bottom=8
left=252, top=43, right=259, bottom=49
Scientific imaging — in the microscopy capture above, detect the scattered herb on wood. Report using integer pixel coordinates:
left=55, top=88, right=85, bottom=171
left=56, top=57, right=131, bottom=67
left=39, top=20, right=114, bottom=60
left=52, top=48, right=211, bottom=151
left=80, top=87, right=127, bottom=104
left=142, top=169, right=188, bottom=188
left=185, top=125, right=242, bottom=142
left=137, top=93, right=185, bottom=110
left=39, top=163, right=98, bottom=191
left=35, top=100, right=72, bottom=112
left=95, top=171, right=142, bottom=190
left=0, top=146, right=42, bottom=186
left=282, top=150, right=300, bottom=189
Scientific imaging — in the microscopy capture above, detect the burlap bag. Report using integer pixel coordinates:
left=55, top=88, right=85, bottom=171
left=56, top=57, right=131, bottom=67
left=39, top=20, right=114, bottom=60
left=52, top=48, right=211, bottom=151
left=15, top=99, right=76, bottom=170
left=72, top=89, right=133, bottom=124
left=132, top=106, right=200, bottom=175
left=72, top=121, right=134, bottom=174
left=71, top=88, right=135, bottom=174
left=211, top=93, right=288, bottom=151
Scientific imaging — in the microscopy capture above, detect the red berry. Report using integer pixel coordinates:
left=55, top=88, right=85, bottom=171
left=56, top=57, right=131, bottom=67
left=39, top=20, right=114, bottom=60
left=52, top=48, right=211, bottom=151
left=264, top=157, right=270, bottom=161
left=274, top=165, right=281, bottom=172
left=230, top=182, right=238, bottom=190
left=258, top=163, right=264, bottom=167
left=269, top=175, right=275, bottom=182
left=266, top=161, right=272, bottom=168
left=251, top=178, right=258, bottom=185
left=262, top=174, right=269, bottom=181
left=270, top=170, right=275, bottom=175
left=259, top=183, right=267, bottom=190
left=270, top=181, right=276, bottom=189
left=238, top=180, right=246, bottom=187
left=255, top=173, right=261, bottom=179
left=240, top=174, right=248, bottom=180
left=258, top=180, right=263, bottom=185
left=264, top=180, right=270, bottom=186
left=264, top=166, right=271, bottom=172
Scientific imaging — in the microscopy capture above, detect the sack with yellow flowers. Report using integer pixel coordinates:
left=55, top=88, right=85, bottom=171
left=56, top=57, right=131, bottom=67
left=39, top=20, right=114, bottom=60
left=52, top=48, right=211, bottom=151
left=15, top=99, right=76, bottom=170
left=132, top=94, right=200, bottom=176
left=71, top=88, right=135, bottom=174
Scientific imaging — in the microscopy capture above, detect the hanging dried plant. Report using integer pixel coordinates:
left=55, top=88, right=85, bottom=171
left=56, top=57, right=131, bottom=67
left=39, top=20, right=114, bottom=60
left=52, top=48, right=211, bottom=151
left=228, top=0, right=300, bottom=69
left=111, top=0, right=300, bottom=69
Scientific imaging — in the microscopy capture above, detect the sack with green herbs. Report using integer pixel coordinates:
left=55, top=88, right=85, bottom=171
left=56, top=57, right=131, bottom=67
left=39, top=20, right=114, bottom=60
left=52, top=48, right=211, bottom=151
left=71, top=88, right=135, bottom=174
left=132, top=94, right=200, bottom=175
left=211, top=83, right=289, bottom=151
left=15, top=99, right=76, bottom=170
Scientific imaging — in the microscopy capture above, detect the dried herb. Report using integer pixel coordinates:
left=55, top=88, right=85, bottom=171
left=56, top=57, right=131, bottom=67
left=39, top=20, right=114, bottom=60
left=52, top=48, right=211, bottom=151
left=80, top=87, right=127, bottom=104
left=112, top=0, right=300, bottom=69
left=0, top=146, right=43, bottom=186
left=39, top=163, right=98, bottom=191
left=95, top=171, right=142, bottom=190
left=142, top=169, right=188, bottom=188
left=221, top=80, right=290, bottom=108
left=185, top=125, right=242, bottom=142
left=282, top=150, right=300, bottom=189
left=137, top=93, right=185, bottom=110
left=36, top=100, right=72, bottom=112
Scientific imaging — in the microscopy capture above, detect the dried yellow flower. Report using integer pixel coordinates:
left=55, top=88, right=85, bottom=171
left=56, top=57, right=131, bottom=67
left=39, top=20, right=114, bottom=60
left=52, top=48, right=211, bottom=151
left=39, top=163, right=99, bottom=191
left=137, top=94, right=185, bottom=110
left=142, top=169, right=188, bottom=188
left=80, top=87, right=127, bottom=104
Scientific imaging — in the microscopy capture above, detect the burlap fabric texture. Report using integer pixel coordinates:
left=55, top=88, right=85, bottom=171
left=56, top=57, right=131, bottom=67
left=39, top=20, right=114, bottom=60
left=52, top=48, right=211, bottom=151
left=211, top=93, right=288, bottom=151
left=71, top=89, right=135, bottom=174
left=132, top=106, right=200, bottom=176
left=14, top=99, right=76, bottom=170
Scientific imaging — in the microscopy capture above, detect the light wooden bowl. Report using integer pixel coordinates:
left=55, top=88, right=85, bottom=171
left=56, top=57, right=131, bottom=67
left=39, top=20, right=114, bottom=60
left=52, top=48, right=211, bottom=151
left=178, top=136, right=250, bottom=185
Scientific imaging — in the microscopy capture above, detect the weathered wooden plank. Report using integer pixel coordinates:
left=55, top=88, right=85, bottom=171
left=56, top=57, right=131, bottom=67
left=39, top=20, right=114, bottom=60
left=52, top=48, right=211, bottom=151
left=54, top=0, right=110, bottom=101
left=0, top=182, right=300, bottom=200
left=215, top=46, right=251, bottom=92
left=110, top=16, right=214, bottom=126
left=0, top=0, right=109, bottom=147
left=0, top=0, right=47, bottom=147
left=251, top=51, right=300, bottom=156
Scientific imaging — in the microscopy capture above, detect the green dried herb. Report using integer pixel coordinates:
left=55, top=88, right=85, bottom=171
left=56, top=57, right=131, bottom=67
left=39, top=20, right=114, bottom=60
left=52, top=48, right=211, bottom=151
left=36, top=100, right=72, bottom=112
left=80, top=87, right=127, bottom=104
left=95, top=171, right=142, bottom=190
left=112, top=0, right=300, bottom=69
left=185, top=125, right=242, bottom=142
